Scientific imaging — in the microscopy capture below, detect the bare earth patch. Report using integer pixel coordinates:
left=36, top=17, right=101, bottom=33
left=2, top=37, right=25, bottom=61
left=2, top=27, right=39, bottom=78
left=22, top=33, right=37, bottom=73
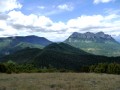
left=0, top=73, right=120, bottom=90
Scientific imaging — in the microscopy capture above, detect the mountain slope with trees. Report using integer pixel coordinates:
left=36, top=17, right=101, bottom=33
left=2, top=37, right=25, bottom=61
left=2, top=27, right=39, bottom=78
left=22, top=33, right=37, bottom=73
left=0, top=35, right=52, bottom=57
left=64, top=32, right=120, bottom=56
left=1, top=43, right=120, bottom=71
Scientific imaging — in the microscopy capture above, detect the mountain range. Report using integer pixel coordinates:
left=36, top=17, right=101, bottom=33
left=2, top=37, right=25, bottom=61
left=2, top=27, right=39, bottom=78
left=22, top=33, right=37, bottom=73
left=65, top=32, right=120, bottom=56
left=0, top=32, right=120, bottom=70
left=0, top=32, right=120, bottom=57
left=0, top=35, right=52, bottom=57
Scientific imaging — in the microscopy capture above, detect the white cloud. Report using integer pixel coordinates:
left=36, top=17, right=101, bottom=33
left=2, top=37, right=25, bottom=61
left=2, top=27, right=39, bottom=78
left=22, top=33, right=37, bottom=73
left=67, top=15, right=103, bottom=29
left=8, top=10, right=37, bottom=26
left=65, top=14, right=120, bottom=35
left=34, top=16, right=53, bottom=27
left=94, top=0, right=114, bottom=4
left=49, top=22, right=67, bottom=31
left=8, top=11, right=53, bottom=28
left=57, top=4, right=74, bottom=11
left=0, top=0, right=22, bottom=12
left=0, top=9, right=120, bottom=41
left=0, top=20, right=18, bottom=36
left=0, top=10, right=67, bottom=37
left=66, top=14, right=120, bottom=36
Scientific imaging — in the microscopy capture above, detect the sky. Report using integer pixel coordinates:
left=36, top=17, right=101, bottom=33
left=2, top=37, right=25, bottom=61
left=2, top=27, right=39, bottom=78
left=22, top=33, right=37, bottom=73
left=0, top=0, right=120, bottom=41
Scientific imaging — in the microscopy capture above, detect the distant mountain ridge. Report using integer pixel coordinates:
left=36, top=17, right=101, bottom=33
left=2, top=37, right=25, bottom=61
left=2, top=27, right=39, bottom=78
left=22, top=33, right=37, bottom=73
left=0, top=31, right=120, bottom=57
left=7, top=35, right=52, bottom=46
left=69, top=32, right=116, bottom=43
left=65, top=32, right=120, bottom=56
left=0, top=35, right=52, bottom=57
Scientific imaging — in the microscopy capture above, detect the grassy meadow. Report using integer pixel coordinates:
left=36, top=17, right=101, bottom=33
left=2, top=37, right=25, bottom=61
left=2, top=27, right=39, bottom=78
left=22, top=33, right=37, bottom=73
left=0, top=73, right=120, bottom=90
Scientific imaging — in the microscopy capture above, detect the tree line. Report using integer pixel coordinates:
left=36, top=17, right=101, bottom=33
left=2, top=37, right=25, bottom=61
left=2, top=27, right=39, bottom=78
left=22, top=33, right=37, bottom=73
left=80, top=63, right=120, bottom=74
left=0, top=60, right=120, bottom=74
left=0, top=60, right=71, bottom=73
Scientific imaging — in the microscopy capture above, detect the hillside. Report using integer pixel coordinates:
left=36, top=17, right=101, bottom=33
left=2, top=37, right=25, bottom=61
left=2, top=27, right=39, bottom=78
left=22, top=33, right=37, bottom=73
left=0, top=35, right=52, bottom=57
left=44, top=43, right=90, bottom=55
left=1, top=43, right=120, bottom=71
left=0, top=47, right=42, bottom=63
left=0, top=43, right=90, bottom=70
left=65, top=32, right=120, bottom=56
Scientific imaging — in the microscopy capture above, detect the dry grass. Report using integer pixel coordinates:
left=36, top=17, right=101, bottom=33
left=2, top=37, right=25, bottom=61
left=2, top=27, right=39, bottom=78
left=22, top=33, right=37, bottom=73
left=0, top=73, right=120, bottom=90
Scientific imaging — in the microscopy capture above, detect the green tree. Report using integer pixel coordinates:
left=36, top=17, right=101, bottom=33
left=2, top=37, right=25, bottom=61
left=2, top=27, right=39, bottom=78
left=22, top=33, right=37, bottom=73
left=107, top=63, right=120, bottom=74
left=5, top=60, right=17, bottom=73
left=0, top=63, right=7, bottom=73
left=94, top=63, right=107, bottom=73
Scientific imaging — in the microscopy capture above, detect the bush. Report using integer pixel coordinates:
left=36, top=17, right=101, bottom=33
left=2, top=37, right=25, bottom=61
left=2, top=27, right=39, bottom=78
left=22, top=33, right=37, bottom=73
left=89, top=63, right=120, bottom=74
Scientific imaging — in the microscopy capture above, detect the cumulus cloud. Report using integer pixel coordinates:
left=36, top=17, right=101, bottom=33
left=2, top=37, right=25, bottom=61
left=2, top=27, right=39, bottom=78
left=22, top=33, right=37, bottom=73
left=0, top=0, right=22, bottom=12
left=0, top=20, right=18, bottom=36
left=94, top=0, right=114, bottom=4
left=67, top=15, right=103, bottom=29
left=0, top=9, right=120, bottom=41
left=66, top=14, right=120, bottom=35
left=0, top=14, right=9, bottom=20
left=0, top=10, right=67, bottom=38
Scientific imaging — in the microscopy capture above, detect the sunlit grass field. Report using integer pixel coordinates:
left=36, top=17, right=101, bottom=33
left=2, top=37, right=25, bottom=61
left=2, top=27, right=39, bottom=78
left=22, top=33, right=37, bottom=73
left=0, top=73, right=120, bottom=90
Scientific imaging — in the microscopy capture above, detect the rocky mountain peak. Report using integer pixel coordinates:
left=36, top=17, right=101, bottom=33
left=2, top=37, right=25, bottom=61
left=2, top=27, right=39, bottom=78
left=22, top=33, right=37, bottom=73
left=69, top=31, right=116, bottom=42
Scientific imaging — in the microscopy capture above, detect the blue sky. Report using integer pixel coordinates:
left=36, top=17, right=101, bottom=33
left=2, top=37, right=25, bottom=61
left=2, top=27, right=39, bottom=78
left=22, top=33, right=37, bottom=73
left=0, top=0, right=120, bottom=41
left=20, top=0, right=120, bottom=21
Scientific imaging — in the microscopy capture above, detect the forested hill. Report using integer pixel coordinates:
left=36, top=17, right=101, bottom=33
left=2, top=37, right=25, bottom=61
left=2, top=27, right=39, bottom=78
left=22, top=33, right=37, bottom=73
left=1, top=43, right=120, bottom=71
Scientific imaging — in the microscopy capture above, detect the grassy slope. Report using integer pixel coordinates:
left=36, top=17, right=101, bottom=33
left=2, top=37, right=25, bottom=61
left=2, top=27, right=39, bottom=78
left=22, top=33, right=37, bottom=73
left=0, top=73, right=119, bottom=90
